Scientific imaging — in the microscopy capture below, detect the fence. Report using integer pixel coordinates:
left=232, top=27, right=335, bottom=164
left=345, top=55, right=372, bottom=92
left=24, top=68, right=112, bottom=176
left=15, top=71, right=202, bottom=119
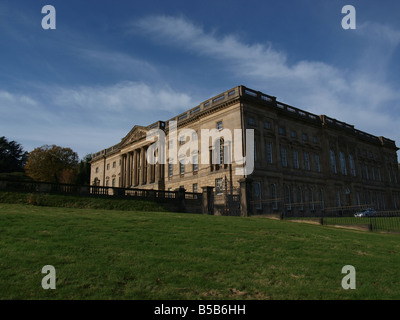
left=0, top=179, right=203, bottom=214
left=282, top=204, right=400, bottom=233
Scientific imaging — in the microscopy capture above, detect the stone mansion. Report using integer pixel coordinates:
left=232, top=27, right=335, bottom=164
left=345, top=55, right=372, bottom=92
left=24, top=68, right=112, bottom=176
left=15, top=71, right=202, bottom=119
left=90, top=85, right=400, bottom=214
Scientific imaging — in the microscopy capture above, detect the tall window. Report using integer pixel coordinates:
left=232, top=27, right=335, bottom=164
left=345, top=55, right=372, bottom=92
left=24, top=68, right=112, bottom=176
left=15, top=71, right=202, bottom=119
left=337, top=190, right=341, bottom=207
left=339, top=152, right=347, bottom=175
left=315, top=154, right=320, bottom=172
left=281, top=147, right=287, bottom=167
left=309, top=188, right=315, bottom=211
left=168, top=162, right=173, bottom=177
left=349, top=154, right=356, bottom=176
left=266, top=142, right=273, bottom=164
left=193, top=183, right=198, bottom=193
left=215, top=178, right=223, bottom=194
left=330, top=150, right=337, bottom=174
left=364, top=165, right=369, bottom=180
left=180, top=161, right=185, bottom=175
left=193, top=154, right=198, bottom=172
left=293, top=150, right=299, bottom=169
left=304, top=152, right=310, bottom=171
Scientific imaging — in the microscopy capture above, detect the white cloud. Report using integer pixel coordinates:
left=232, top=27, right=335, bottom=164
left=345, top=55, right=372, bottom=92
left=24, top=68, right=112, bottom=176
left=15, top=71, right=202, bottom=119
left=135, top=15, right=400, bottom=148
left=0, top=82, right=195, bottom=157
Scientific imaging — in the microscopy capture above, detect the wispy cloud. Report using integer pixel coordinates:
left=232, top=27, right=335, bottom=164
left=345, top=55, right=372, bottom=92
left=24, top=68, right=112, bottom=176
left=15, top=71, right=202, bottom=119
left=0, top=82, right=195, bottom=157
left=134, top=15, right=400, bottom=144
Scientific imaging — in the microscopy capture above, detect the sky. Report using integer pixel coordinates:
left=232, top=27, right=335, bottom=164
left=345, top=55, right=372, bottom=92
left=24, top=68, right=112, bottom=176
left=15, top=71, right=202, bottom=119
left=1, top=0, right=400, bottom=159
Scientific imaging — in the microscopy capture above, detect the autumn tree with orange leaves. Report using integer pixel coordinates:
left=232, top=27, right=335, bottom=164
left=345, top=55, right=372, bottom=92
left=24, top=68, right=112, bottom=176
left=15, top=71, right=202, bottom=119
left=25, top=145, right=79, bottom=183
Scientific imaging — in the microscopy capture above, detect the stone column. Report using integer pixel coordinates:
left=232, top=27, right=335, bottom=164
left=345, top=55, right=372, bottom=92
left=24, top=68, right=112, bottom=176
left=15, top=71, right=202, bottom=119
left=121, top=154, right=127, bottom=187
left=139, top=147, right=145, bottom=185
left=146, top=146, right=152, bottom=184
left=133, top=149, right=138, bottom=186
left=127, top=152, right=131, bottom=188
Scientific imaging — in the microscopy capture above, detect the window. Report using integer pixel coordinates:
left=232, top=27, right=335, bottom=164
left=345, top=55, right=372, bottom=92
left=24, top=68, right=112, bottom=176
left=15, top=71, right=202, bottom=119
left=364, top=165, right=369, bottom=180
left=291, top=130, right=297, bottom=138
left=179, top=136, right=185, bottom=145
left=313, top=136, right=318, bottom=143
left=216, top=121, right=223, bottom=131
left=264, top=121, right=271, bottom=129
left=271, top=184, right=278, bottom=210
left=95, top=167, right=99, bottom=173
left=112, top=178, right=115, bottom=187
left=293, top=150, right=299, bottom=169
left=371, top=167, right=376, bottom=180
left=168, top=163, right=173, bottom=177
left=106, top=179, right=109, bottom=187
left=266, top=142, right=273, bottom=164
left=339, top=152, right=347, bottom=175
left=281, top=147, right=287, bottom=167
left=337, top=190, right=341, bottom=207
left=377, top=168, right=382, bottom=181
left=302, top=133, right=308, bottom=141
left=193, top=155, right=198, bottom=172
left=215, top=178, right=223, bottom=194
left=180, top=161, right=185, bottom=175
left=298, top=187, right=304, bottom=211
left=330, top=150, right=337, bottom=174
left=248, top=117, right=255, bottom=126
left=309, top=188, right=315, bottom=211
left=193, top=183, right=198, bottom=193
left=349, top=155, right=356, bottom=176
left=304, top=152, right=310, bottom=171
left=107, top=163, right=110, bottom=170
left=315, top=154, right=320, bottom=172
left=254, top=182, right=262, bottom=209
left=278, top=127, right=286, bottom=136
left=113, top=161, right=116, bottom=168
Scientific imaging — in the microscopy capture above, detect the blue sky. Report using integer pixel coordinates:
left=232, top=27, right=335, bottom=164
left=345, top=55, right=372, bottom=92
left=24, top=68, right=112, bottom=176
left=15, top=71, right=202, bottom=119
left=1, top=0, right=400, bottom=158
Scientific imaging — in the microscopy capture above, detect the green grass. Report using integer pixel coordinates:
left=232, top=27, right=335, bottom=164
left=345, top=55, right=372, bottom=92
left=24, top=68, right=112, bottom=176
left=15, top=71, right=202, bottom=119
left=0, top=203, right=399, bottom=300
left=0, top=191, right=167, bottom=212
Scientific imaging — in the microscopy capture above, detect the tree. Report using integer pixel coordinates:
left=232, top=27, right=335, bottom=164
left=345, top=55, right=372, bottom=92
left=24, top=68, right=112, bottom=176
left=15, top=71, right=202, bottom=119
left=25, top=145, right=79, bottom=183
left=76, top=154, right=92, bottom=185
left=0, top=136, right=28, bottom=173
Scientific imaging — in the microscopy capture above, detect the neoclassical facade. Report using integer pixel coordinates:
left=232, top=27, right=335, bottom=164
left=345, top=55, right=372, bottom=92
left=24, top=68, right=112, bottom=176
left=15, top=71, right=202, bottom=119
left=90, top=85, right=400, bottom=213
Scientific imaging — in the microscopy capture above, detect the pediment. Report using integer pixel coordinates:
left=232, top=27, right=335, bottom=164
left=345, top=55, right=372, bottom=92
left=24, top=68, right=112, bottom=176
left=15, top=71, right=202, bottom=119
left=120, top=125, right=149, bottom=147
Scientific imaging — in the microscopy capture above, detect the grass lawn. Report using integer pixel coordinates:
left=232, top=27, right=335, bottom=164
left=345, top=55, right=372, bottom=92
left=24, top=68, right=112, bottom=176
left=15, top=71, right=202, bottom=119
left=0, top=203, right=399, bottom=300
